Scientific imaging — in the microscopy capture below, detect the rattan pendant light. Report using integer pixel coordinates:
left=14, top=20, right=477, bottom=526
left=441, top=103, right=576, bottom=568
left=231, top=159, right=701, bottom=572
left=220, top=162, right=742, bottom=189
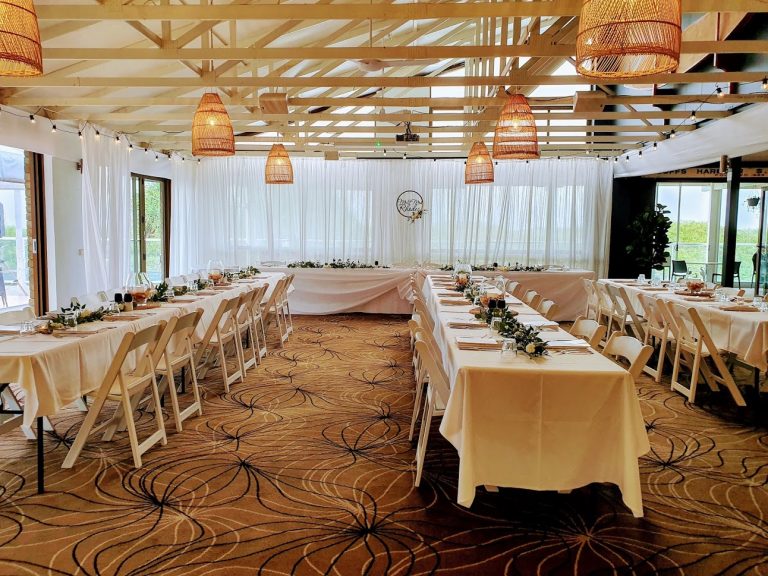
left=576, top=0, right=681, bottom=78
left=191, top=92, right=235, bottom=156
left=265, top=143, right=294, bottom=184
left=492, top=94, right=539, bottom=160
left=0, top=0, right=43, bottom=76
left=465, top=142, right=494, bottom=184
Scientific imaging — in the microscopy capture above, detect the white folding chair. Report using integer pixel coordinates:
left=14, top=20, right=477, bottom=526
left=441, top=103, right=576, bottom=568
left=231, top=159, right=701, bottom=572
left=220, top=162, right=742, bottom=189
left=581, top=278, right=599, bottom=321
left=602, top=332, right=654, bottom=381
left=155, top=310, right=204, bottom=432
left=235, top=289, right=259, bottom=373
left=248, top=283, right=270, bottom=361
left=523, top=290, right=542, bottom=310
left=281, top=273, right=295, bottom=335
left=569, top=316, right=607, bottom=349
left=261, top=277, right=289, bottom=347
left=504, top=280, right=522, bottom=299
left=537, top=299, right=559, bottom=320
left=413, top=334, right=452, bottom=487
left=637, top=293, right=674, bottom=383
left=62, top=323, right=168, bottom=469
left=195, top=296, right=245, bottom=392
left=666, top=303, right=746, bottom=406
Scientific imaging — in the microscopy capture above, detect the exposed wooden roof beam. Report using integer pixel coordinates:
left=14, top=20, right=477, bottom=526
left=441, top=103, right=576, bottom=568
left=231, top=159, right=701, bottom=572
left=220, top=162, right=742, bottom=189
left=40, top=40, right=768, bottom=61
left=2, top=71, right=762, bottom=88
left=35, top=1, right=768, bottom=20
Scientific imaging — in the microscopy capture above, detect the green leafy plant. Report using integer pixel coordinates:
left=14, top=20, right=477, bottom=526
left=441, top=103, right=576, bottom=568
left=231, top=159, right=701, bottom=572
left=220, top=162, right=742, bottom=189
left=149, top=281, right=171, bottom=302
left=625, top=203, right=672, bottom=272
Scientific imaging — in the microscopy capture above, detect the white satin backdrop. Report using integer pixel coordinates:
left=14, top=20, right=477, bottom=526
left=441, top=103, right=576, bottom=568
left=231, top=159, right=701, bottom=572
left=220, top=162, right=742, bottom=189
left=80, top=127, right=132, bottom=292
left=170, top=157, right=612, bottom=276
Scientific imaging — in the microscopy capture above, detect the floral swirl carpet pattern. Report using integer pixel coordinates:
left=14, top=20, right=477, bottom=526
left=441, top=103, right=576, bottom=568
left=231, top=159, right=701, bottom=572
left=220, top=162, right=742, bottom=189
left=0, top=314, right=766, bottom=575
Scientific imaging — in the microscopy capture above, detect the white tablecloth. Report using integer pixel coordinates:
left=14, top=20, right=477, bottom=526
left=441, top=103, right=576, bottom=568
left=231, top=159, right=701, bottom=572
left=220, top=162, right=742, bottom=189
left=0, top=273, right=285, bottom=425
left=422, top=276, right=649, bottom=517
left=263, top=267, right=413, bottom=314
left=601, top=279, right=768, bottom=371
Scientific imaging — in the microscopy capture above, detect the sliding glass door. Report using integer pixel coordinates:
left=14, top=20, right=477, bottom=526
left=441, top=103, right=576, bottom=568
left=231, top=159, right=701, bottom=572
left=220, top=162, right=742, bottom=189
left=130, top=174, right=170, bottom=283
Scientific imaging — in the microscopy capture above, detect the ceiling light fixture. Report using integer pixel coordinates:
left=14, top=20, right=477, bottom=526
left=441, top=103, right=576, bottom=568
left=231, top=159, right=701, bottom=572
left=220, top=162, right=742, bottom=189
left=575, top=0, right=681, bottom=78
left=265, top=143, right=294, bottom=184
left=493, top=93, right=539, bottom=160
left=0, top=0, right=43, bottom=76
left=191, top=92, right=235, bottom=157
left=465, top=142, right=494, bottom=184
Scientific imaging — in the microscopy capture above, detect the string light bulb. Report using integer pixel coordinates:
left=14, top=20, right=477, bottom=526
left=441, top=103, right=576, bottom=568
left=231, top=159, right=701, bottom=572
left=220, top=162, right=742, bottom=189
left=115, top=135, right=120, bottom=144
left=614, top=156, right=618, bottom=163
left=716, top=86, right=724, bottom=98
left=28, top=114, right=34, bottom=123
left=128, top=143, right=133, bottom=151
left=155, top=154, right=159, bottom=162
left=763, top=77, right=767, bottom=90
left=95, top=130, right=100, bottom=139
left=670, top=130, right=676, bottom=139
left=652, top=142, right=658, bottom=150
left=78, top=130, right=82, bottom=140
left=689, top=111, right=697, bottom=122
left=50, top=124, right=56, bottom=133
left=638, top=150, right=643, bottom=157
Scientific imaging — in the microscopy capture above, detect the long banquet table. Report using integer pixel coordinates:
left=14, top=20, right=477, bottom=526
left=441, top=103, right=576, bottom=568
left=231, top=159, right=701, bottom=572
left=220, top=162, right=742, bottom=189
left=264, top=265, right=594, bottom=320
left=601, top=279, right=768, bottom=371
left=0, top=272, right=286, bottom=491
left=421, top=275, right=649, bottom=517
left=420, top=269, right=594, bottom=322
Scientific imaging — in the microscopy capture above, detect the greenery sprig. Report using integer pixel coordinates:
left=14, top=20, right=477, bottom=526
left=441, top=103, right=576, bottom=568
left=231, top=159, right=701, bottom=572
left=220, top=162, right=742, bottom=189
left=498, top=315, right=548, bottom=358
left=149, top=281, right=171, bottom=302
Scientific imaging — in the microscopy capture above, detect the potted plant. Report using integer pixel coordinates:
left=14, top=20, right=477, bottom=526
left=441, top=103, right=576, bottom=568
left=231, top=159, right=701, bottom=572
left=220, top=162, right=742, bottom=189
left=625, top=203, right=672, bottom=275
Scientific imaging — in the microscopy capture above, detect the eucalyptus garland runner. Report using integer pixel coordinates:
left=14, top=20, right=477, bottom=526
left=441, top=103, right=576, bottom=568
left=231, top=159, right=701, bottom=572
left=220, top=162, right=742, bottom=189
left=287, top=259, right=386, bottom=269
left=441, top=263, right=547, bottom=272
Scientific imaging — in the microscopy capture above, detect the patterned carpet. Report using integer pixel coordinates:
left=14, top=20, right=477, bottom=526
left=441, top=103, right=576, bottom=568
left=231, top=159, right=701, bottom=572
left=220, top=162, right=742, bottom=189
left=0, top=314, right=766, bottom=575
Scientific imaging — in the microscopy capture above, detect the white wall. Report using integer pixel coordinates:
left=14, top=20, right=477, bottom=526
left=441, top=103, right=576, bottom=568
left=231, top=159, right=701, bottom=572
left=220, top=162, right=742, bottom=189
left=48, top=157, right=86, bottom=309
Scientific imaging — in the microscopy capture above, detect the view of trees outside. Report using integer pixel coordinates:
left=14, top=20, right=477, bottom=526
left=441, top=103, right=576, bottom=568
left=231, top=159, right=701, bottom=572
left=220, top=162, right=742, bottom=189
left=657, top=182, right=765, bottom=285
left=129, top=175, right=165, bottom=283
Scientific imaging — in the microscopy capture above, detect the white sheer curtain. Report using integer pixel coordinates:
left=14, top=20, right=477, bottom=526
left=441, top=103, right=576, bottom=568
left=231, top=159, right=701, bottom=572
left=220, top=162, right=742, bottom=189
left=170, top=157, right=612, bottom=275
left=80, top=126, right=131, bottom=292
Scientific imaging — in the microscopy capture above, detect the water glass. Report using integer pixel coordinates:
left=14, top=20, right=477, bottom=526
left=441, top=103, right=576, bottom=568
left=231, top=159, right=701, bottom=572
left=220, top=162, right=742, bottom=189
left=20, top=321, right=35, bottom=335
left=753, top=297, right=762, bottom=308
left=63, top=312, right=77, bottom=329
left=637, top=273, right=646, bottom=283
left=108, top=302, right=120, bottom=315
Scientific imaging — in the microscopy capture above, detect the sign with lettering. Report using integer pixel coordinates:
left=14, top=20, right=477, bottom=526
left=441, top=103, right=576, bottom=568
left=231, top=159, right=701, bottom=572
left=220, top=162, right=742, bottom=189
left=645, top=167, right=768, bottom=179
left=396, top=190, right=425, bottom=221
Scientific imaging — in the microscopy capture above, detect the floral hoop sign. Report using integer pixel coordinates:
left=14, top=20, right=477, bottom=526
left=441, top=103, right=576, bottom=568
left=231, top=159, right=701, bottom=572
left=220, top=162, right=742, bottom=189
left=396, top=190, right=426, bottom=223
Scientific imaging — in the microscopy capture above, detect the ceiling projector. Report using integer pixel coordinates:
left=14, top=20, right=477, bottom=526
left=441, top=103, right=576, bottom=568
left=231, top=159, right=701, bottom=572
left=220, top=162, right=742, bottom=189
left=396, top=122, right=420, bottom=142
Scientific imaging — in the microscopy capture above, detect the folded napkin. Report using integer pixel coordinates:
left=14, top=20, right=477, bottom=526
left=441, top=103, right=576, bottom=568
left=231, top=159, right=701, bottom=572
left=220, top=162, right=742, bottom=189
left=546, top=339, right=590, bottom=349
left=173, top=297, right=201, bottom=302
left=196, top=290, right=216, bottom=295
left=448, top=321, right=487, bottom=329
left=682, top=296, right=714, bottom=302
left=72, top=325, right=116, bottom=334
left=521, top=319, right=559, bottom=328
left=440, top=299, right=471, bottom=306
left=51, top=330, right=93, bottom=338
left=640, top=287, right=668, bottom=291
left=0, top=335, right=17, bottom=343
left=456, top=337, right=502, bottom=351
left=103, top=315, right=143, bottom=322
left=0, top=329, right=19, bottom=335
left=437, top=291, right=463, bottom=297
left=720, top=305, right=760, bottom=312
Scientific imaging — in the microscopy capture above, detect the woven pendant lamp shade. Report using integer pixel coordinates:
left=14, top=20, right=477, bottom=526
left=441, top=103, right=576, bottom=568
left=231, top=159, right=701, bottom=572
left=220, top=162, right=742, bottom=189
left=465, top=142, right=494, bottom=184
left=265, top=144, right=294, bottom=184
left=576, top=0, right=681, bottom=78
left=0, top=0, right=42, bottom=76
left=191, top=92, right=235, bottom=156
left=492, top=94, right=539, bottom=160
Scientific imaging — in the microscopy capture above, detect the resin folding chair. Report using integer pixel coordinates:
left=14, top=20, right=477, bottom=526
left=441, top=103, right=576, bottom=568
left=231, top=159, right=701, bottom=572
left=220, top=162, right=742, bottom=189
left=569, top=316, right=607, bottom=349
left=602, top=332, right=654, bottom=381
left=413, top=334, right=452, bottom=487
left=195, top=296, right=245, bottom=392
left=281, top=273, right=295, bottom=336
left=62, top=323, right=167, bottom=469
left=667, top=303, right=746, bottom=406
left=604, top=284, right=644, bottom=339
left=505, top=280, right=523, bottom=299
left=581, top=278, right=599, bottom=321
left=235, top=289, right=259, bottom=374
left=413, top=297, right=435, bottom=333
left=636, top=293, right=674, bottom=383
left=523, top=290, right=542, bottom=310
left=261, top=277, right=289, bottom=347
left=248, top=283, right=270, bottom=361
left=592, top=281, right=614, bottom=329
left=537, top=299, right=559, bottom=321
left=155, top=310, right=205, bottom=432
left=408, top=322, right=450, bottom=444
